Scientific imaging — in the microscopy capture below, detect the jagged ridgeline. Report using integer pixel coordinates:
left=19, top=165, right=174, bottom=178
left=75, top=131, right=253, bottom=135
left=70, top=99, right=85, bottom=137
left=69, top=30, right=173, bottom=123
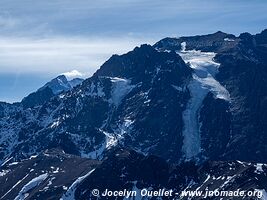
left=0, top=29, right=267, bottom=200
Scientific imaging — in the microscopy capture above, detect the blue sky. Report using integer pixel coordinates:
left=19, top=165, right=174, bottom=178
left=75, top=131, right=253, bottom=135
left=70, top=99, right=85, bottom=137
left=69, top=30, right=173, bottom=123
left=0, top=0, right=267, bottom=102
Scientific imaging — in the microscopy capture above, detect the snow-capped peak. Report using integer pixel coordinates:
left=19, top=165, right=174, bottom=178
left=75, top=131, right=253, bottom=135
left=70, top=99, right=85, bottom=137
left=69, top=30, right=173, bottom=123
left=40, top=75, right=83, bottom=94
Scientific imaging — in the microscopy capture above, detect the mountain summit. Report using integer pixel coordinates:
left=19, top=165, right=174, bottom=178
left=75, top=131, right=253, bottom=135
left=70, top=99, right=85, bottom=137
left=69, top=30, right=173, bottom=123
left=40, top=75, right=83, bottom=95
left=21, top=75, right=83, bottom=108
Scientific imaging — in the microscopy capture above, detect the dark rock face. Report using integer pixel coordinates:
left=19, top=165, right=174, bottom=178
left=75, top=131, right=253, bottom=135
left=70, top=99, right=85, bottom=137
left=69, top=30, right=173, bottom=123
left=94, top=45, right=192, bottom=162
left=199, top=93, right=232, bottom=160
left=94, top=44, right=189, bottom=84
left=213, top=30, right=267, bottom=162
left=154, top=31, right=239, bottom=53
left=0, top=102, right=20, bottom=118
left=21, top=87, right=55, bottom=108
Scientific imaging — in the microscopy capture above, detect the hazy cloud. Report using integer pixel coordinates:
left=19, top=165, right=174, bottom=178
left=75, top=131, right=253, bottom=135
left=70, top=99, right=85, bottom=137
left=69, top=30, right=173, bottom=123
left=0, top=36, right=156, bottom=77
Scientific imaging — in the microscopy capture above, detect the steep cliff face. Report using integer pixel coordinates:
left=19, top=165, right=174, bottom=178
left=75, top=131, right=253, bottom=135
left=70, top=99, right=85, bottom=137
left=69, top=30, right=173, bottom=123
left=213, top=30, right=267, bottom=162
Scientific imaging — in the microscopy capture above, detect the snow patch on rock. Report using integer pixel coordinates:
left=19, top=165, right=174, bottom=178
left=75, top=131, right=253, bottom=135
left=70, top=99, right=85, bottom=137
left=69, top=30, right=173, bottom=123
left=224, top=38, right=235, bottom=42
left=60, top=169, right=95, bottom=200
left=110, top=77, right=135, bottom=107
left=14, top=173, right=48, bottom=200
left=0, top=169, right=10, bottom=177
left=255, top=163, right=264, bottom=174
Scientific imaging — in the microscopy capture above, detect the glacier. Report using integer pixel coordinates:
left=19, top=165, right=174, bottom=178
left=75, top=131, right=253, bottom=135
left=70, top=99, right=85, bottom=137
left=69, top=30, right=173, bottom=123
left=178, top=42, right=230, bottom=160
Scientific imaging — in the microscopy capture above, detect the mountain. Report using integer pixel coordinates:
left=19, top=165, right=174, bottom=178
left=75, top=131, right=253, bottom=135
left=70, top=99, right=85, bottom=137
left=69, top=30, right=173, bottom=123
left=39, top=75, right=83, bottom=95
left=0, top=44, right=192, bottom=163
left=154, top=29, right=267, bottom=162
left=0, top=29, right=267, bottom=199
left=154, top=31, right=238, bottom=53
left=21, top=75, right=84, bottom=108
left=0, top=149, right=266, bottom=200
